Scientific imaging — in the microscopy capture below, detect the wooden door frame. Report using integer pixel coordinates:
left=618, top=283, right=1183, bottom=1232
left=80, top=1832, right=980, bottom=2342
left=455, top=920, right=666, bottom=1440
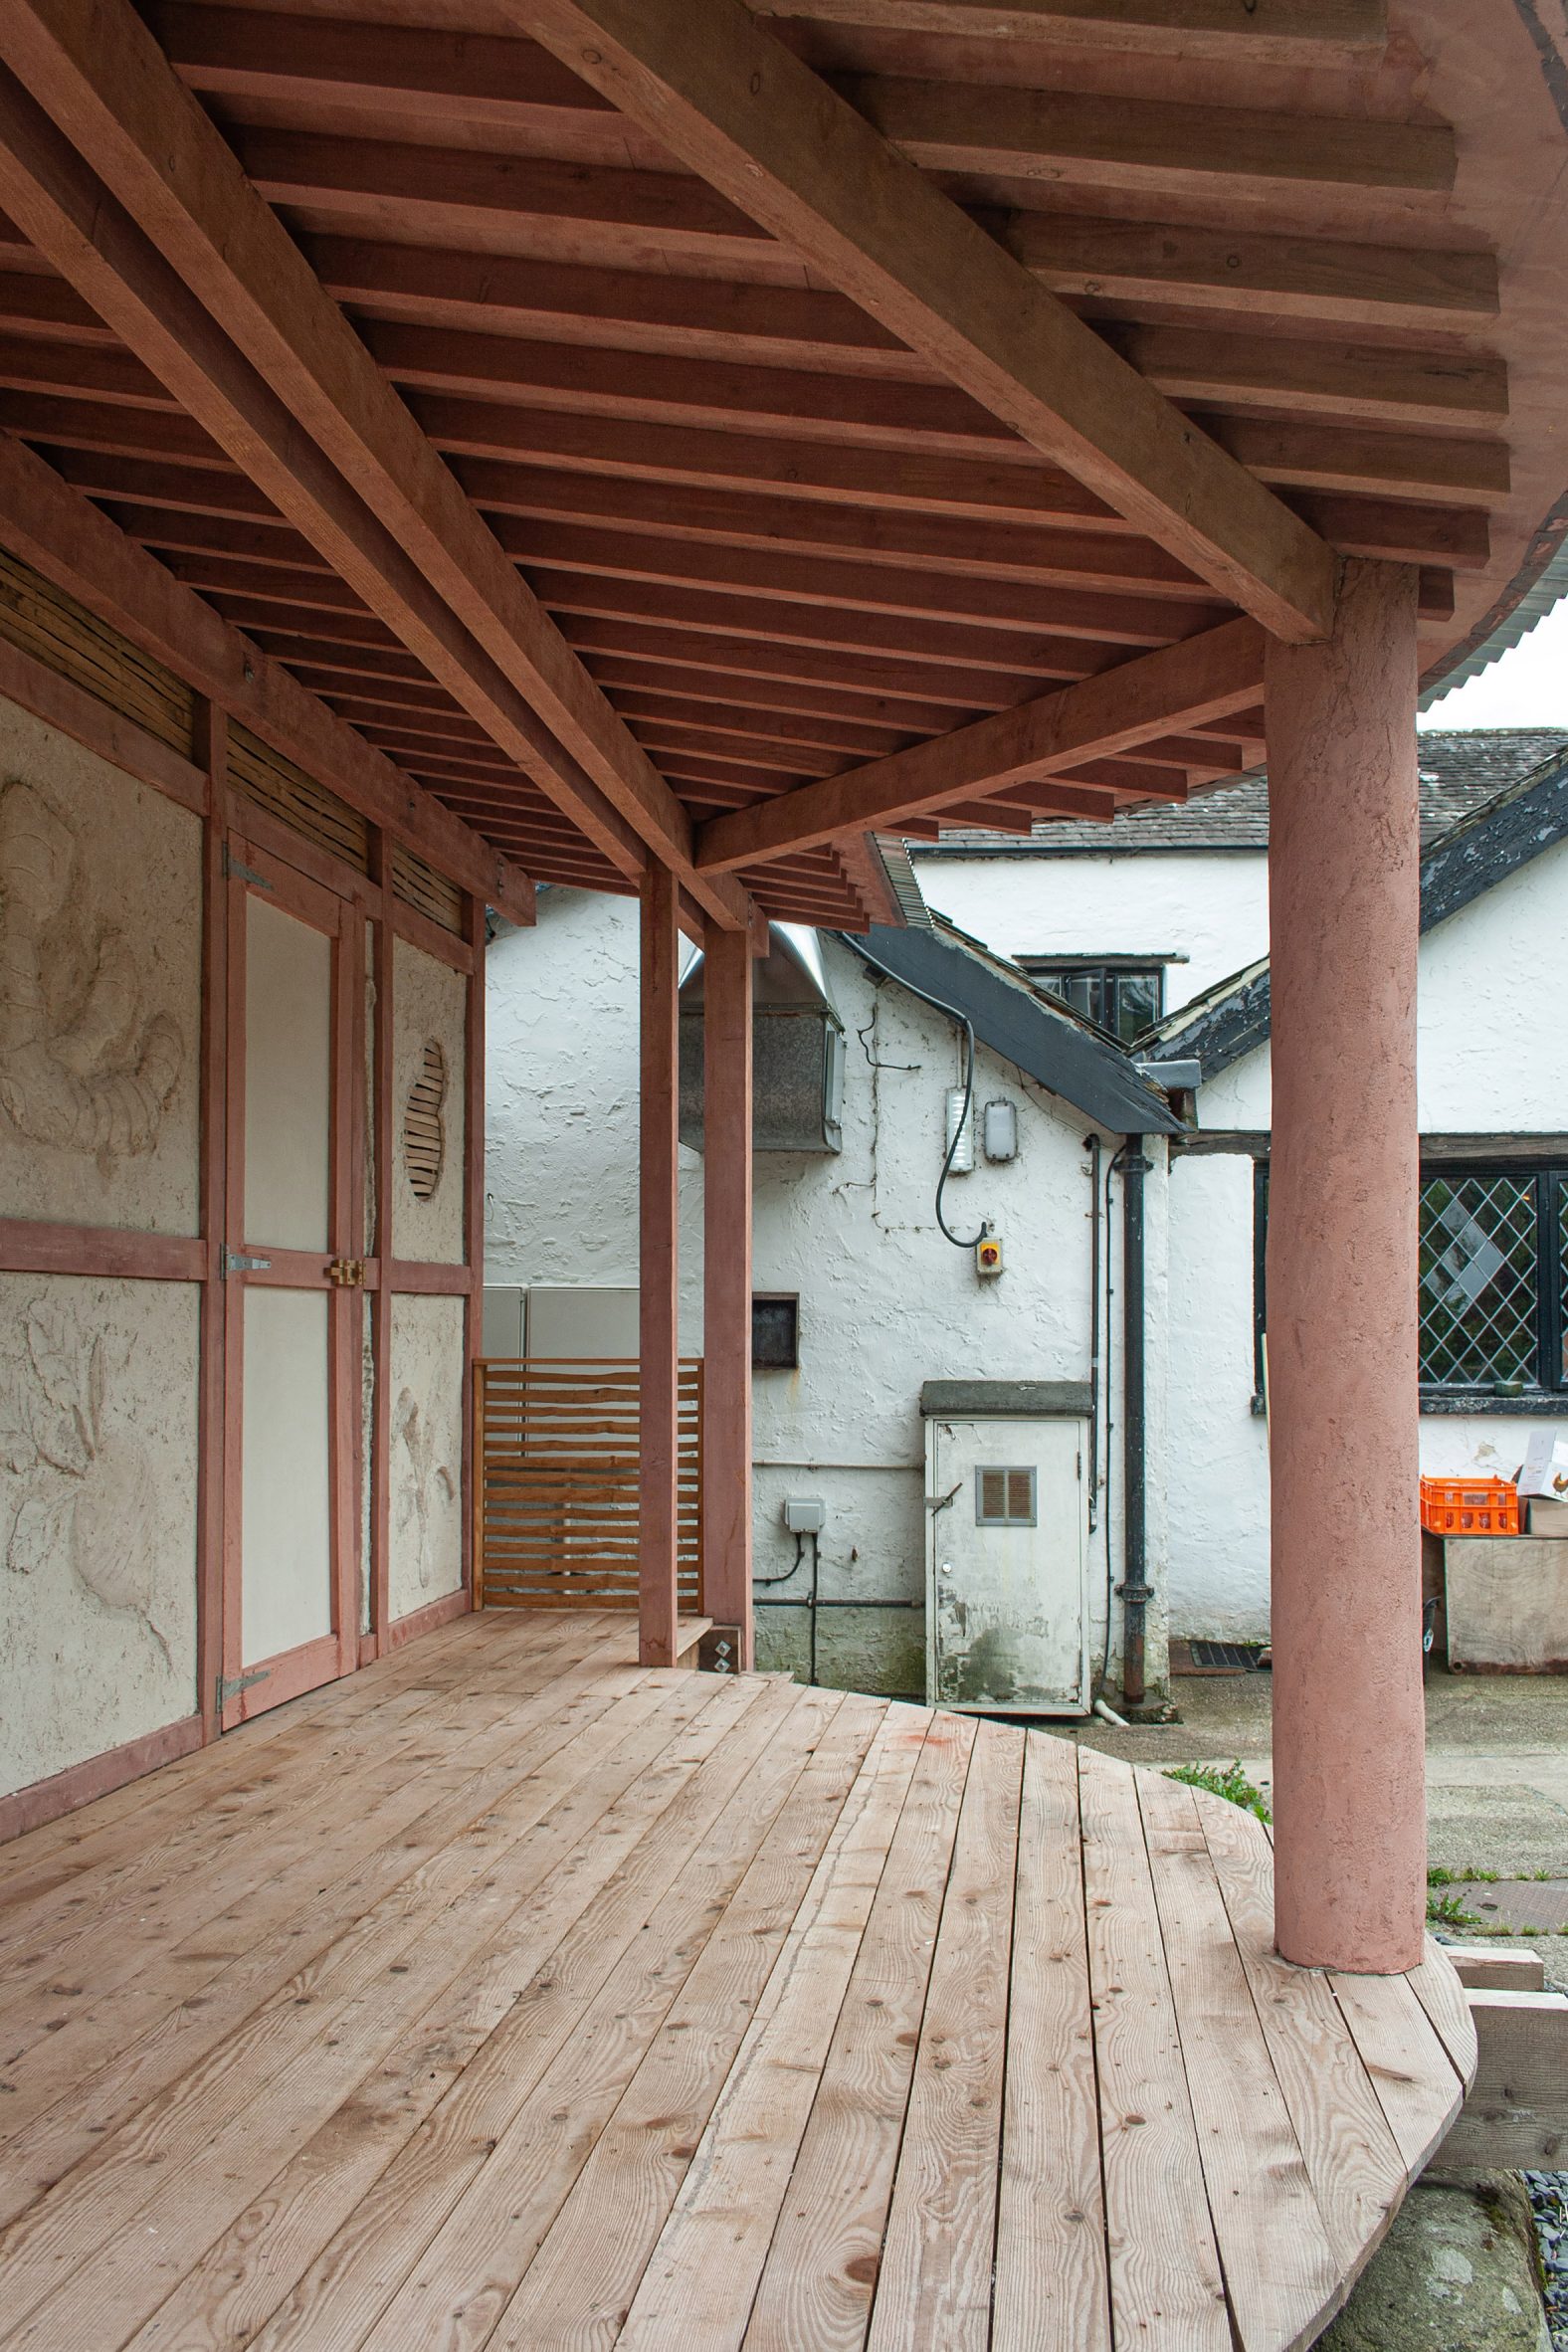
left=220, top=832, right=363, bottom=1727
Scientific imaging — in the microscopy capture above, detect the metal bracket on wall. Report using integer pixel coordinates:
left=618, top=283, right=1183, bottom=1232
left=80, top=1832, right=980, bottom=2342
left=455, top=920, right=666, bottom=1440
left=220, top=1246, right=271, bottom=1276
left=222, top=845, right=272, bottom=889
left=216, top=1666, right=271, bottom=1712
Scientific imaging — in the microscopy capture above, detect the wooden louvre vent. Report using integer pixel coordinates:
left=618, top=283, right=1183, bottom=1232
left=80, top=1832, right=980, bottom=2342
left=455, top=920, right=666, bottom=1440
left=228, top=722, right=370, bottom=873
left=402, top=1039, right=447, bottom=1201
left=474, top=1359, right=704, bottom=1611
left=977, top=1467, right=1037, bottom=1526
left=0, top=545, right=194, bottom=756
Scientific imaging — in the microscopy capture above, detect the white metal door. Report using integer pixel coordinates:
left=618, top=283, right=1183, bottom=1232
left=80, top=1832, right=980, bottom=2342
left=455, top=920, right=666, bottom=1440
left=925, top=1417, right=1089, bottom=1714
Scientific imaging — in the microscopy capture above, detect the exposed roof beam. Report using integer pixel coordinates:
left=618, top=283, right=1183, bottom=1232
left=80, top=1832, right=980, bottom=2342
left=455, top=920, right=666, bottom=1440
left=695, top=618, right=1267, bottom=869
left=0, top=427, right=535, bottom=922
left=0, top=1, right=760, bottom=931
left=748, top=1, right=1389, bottom=63
left=520, top=0, right=1337, bottom=642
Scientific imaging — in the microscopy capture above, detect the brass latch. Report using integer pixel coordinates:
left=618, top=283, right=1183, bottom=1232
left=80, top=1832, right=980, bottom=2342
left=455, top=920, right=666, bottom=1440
left=326, top=1258, right=365, bottom=1287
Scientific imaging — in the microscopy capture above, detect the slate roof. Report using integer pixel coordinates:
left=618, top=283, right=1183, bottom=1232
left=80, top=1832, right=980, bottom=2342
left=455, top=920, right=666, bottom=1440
left=1144, top=740, right=1568, bottom=1080
left=840, top=912, right=1183, bottom=1136
left=911, top=729, right=1568, bottom=855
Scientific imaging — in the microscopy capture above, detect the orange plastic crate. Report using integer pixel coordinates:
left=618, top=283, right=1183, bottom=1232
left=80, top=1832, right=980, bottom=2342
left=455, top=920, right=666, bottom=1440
left=1419, top=1474, right=1519, bottom=1536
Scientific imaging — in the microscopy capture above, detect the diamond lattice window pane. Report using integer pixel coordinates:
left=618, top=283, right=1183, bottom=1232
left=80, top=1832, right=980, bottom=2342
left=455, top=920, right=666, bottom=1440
left=1419, top=1175, right=1539, bottom=1389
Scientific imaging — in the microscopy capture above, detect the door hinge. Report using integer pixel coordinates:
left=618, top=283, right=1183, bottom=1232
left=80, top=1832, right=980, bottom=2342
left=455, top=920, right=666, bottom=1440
left=223, top=846, right=272, bottom=888
left=217, top=1666, right=270, bottom=1712
left=220, top=1245, right=271, bottom=1276
left=326, top=1257, right=365, bottom=1287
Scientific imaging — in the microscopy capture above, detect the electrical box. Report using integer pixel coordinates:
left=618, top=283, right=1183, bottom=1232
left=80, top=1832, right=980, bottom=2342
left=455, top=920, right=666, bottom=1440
left=944, top=1086, right=976, bottom=1173
left=983, top=1098, right=1018, bottom=1162
left=976, top=1231, right=1003, bottom=1278
left=921, top=1385, right=1090, bottom=1716
left=782, top=1495, right=827, bottom=1534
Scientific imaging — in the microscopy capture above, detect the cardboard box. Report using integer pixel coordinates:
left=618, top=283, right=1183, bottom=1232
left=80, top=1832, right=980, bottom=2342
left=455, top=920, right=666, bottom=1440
left=1526, top=1496, right=1568, bottom=1537
left=1444, top=1536, right=1568, bottom=1671
left=1516, top=1429, right=1568, bottom=1499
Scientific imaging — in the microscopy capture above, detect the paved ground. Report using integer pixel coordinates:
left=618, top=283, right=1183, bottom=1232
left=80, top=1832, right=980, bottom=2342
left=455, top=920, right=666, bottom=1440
left=1071, top=1666, right=1568, bottom=1992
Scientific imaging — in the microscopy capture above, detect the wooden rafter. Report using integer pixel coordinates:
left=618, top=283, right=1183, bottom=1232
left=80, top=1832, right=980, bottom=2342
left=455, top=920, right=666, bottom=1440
left=0, top=0, right=762, bottom=932
left=747, top=0, right=1391, bottom=61
left=519, top=0, right=1337, bottom=643
left=696, top=619, right=1267, bottom=870
left=0, top=426, right=536, bottom=922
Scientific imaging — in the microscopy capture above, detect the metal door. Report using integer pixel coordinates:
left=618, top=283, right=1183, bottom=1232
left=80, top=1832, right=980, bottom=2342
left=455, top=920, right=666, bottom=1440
left=925, top=1416, right=1089, bottom=1714
left=220, top=839, right=361, bottom=1726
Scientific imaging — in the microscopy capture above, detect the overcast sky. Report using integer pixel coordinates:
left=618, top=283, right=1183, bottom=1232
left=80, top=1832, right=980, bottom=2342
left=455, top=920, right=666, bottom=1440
left=1420, top=591, right=1568, bottom=730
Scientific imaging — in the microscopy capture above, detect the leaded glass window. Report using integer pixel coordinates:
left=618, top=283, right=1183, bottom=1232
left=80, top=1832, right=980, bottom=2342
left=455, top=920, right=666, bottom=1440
left=1419, top=1174, right=1539, bottom=1391
left=1255, top=1164, right=1568, bottom=1399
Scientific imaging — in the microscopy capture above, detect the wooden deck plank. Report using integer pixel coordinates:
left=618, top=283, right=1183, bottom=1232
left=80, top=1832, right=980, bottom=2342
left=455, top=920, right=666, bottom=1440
left=863, top=1718, right=1026, bottom=2352
left=118, top=1677, right=816, bottom=2352
left=615, top=1704, right=933, bottom=2348
left=0, top=1626, right=1470, bottom=2352
left=1138, top=1771, right=1343, bottom=2352
left=990, top=1732, right=1111, bottom=2352
left=1078, top=1745, right=1232, bottom=2352
left=1195, top=1787, right=1408, bottom=2271
left=0, top=1671, right=745, bottom=2350
left=480, top=1694, right=889, bottom=2352
left=0, top=1628, right=649, bottom=2191
left=742, top=1709, right=976, bottom=2352
left=1405, top=1937, right=1479, bottom=2086
left=1327, top=1967, right=1465, bottom=2180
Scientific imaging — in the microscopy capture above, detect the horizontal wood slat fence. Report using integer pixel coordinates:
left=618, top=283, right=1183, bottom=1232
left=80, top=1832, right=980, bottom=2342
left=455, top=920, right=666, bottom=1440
left=474, top=1358, right=703, bottom=1612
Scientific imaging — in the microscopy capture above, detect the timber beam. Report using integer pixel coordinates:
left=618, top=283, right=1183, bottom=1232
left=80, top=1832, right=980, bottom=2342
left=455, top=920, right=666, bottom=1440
left=696, top=617, right=1266, bottom=869
left=519, top=0, right=1338, bottom=642
left=0, top=427, right=535, bottom=922
left=0, top=0, right=758, bottom=930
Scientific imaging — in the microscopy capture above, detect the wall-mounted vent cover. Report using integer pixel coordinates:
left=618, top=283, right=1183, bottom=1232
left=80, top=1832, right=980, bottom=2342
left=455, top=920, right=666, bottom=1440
left=403, top=1039, right=447, bottom=1200
left=976, top=1467, right=1037, bottom=1526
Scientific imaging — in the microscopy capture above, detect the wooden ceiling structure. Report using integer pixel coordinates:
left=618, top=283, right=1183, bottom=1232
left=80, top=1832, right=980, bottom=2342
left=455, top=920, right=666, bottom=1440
left=0, top=0, right=1560, bottom=934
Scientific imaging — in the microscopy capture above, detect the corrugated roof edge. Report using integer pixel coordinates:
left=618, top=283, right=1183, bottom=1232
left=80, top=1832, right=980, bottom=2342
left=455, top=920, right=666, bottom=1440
left=1144, top=740, right=1568, bottom=1081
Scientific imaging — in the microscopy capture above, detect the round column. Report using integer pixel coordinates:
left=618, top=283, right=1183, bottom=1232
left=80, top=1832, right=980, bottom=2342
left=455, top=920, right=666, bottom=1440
left=1266, top=557, right=1425, bottom=1973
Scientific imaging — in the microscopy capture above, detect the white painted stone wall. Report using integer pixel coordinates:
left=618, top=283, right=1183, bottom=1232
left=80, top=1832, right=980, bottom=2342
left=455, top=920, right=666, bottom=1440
left=1168, top=840, right=1568, bottom=1635
left=913, top=850, right=1269, bottom=1016
left=487, top=890, right=1152, bottom=1700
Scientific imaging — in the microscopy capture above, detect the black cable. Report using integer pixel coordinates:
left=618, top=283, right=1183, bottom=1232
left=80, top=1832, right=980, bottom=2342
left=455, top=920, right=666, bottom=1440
left=849, top=941, right=986, bottom=1249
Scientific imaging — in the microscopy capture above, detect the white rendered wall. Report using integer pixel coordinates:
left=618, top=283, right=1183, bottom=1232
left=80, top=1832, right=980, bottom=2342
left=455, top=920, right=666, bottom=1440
left=913, top=851, right=1269, bottom=1015
left=487, top=890, right=1146, bottom=1699
left=1171, top=842, right=1568, bottom=1634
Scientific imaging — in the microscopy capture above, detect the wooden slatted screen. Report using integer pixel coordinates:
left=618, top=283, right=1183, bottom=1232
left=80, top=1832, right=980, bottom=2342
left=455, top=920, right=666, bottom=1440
left=475, top=1358, right=704, bottom=1612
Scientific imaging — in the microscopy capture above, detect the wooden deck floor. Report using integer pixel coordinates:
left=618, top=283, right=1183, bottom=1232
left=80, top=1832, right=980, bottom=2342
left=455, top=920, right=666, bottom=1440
left=0, top=1611, right=1473, bottom=2352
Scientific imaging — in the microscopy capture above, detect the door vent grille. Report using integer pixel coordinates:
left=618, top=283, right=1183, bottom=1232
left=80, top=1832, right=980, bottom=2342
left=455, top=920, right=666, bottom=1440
left=976, top=1467, right=1037, bottom=1526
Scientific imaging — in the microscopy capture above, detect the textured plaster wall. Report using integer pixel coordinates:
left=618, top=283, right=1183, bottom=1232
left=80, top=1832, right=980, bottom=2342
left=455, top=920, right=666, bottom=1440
left=1173, top=840, right=1568, bottom=1633
left=0, top=692, right=201, bottom=1233
left=391, top=935, right=467, bottom=1266
left=488, top=890, right=1140, bottom=1702
left=914, top=850, right=1269, bottom=1015
left=0, top=1274, right=199, bottom=1798
left=1164, top=1152, right=1272, bottom=1639
left=388, top=1291, right=465, bottom=1619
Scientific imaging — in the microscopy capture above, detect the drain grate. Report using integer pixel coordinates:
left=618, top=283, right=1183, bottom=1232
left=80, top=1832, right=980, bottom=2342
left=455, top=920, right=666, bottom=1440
left=1188, top=1641, right=1267, bottom=1671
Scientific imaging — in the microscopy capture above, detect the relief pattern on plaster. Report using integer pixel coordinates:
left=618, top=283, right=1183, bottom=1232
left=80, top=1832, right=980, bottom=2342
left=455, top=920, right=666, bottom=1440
left=391, top=936, right=465, bottom=1264
left=0, top=697, right=200, bottom=1232
left=0, top=1274, right=197, bottom=1800
left=0, top=780, right=183, bottom=1169
left=389, top=1291, right=464, bottom=1617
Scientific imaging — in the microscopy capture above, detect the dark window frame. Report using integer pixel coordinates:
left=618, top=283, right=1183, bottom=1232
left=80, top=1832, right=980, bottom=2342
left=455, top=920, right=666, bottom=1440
left=751, top=1292, right=800, bottom=1371
left=1017, top=956, right=1168, bottom=1043
left=1252, top=1157, right=1568, bottom=1410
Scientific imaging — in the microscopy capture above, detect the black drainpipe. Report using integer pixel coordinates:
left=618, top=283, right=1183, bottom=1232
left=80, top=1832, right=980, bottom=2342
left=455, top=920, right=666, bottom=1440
left=1118, top=1138, right=1153, bottom=1706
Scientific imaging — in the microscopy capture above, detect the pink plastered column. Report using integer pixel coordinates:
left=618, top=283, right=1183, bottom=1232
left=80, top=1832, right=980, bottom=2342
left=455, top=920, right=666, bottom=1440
left=701, top=918, right=754, bottom=1666
left=1266, top=557, right=1426, bottom=1974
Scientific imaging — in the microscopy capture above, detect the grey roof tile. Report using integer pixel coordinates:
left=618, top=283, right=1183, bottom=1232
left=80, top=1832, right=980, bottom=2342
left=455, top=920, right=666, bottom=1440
left=909, top=729, right=1568, bottom=855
